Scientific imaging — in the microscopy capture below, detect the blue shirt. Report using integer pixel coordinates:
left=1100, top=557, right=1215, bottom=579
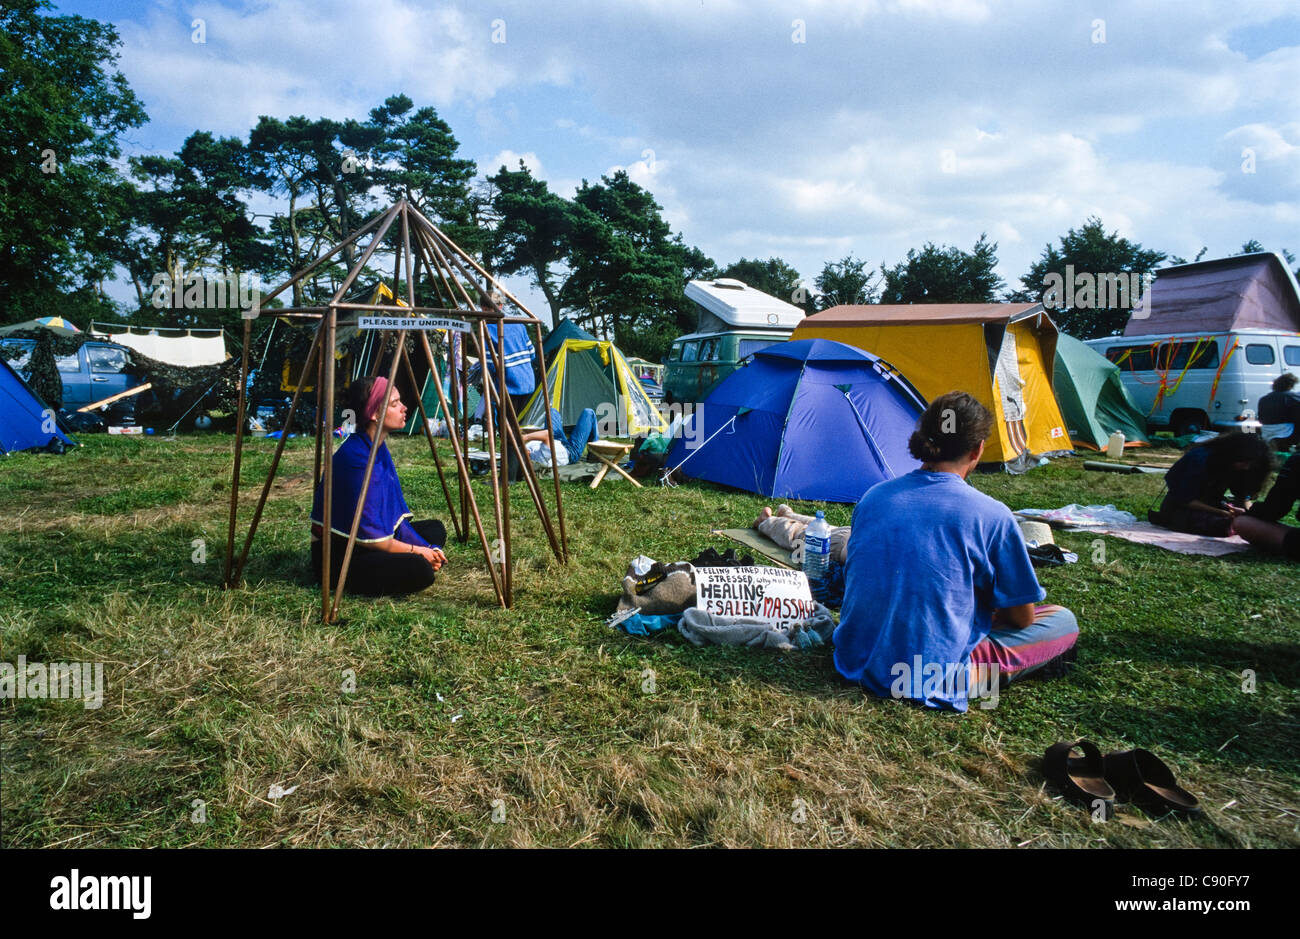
left=1162, top=446, right=1216, bottom=508
left=485, top=323, right=537, bottom=396
left=833, top=469, right=1044, bottom=711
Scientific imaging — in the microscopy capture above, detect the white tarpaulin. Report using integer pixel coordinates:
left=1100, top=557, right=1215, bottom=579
left=92, top=326, right=228, bottom=367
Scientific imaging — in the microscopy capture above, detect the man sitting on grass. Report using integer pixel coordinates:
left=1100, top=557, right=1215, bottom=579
left=1235, top=452, right=1300, bottom=560
left=832, top=391, right=1079, bottom=712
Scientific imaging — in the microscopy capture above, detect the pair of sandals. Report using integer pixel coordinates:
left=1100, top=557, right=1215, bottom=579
left=1043, top=741, right=1202, bottom=820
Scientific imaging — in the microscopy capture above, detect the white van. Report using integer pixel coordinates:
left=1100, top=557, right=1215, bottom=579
left=1085, top=331, right=1300, bottom=435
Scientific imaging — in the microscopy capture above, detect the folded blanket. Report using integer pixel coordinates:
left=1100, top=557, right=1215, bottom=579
left=677, top=603, right=836, bottom=651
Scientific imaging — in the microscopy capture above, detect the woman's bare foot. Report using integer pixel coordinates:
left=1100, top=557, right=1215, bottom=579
left=752, top=506, right=773, bottom=529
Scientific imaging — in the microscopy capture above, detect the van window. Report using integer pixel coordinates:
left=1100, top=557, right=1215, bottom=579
left=738, top=338, right=779, bottom=360
left=89, top=346, right=130, bottom=373
left=56, top=351, right=81, bottom=372
left=1244, top=343, right=1275, bottom=365
left=680, top=341, right=699, bottom=363
left=1159, top=340, right=1219, bottom=371
left=1283, top=345, right=1300, bottom=367
left=668, top=344, right=683, bottom=362
left=699, top=338, right=720, bottom=362
left=1106, top=345, right=1155, bottom=371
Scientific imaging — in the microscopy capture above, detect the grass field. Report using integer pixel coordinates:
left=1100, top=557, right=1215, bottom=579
left=1, top=433, right=1297, bottom=848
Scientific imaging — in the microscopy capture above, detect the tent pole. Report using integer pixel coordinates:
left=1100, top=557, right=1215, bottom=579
left=223, top=316, right=253, bottom=587
left=473, top=320, right=508, bottom=607
left=415, top=329, right=502, bottom=603
left=230, top=324, right=323, bottom=587
left=529, top=319, right=568, bottom=562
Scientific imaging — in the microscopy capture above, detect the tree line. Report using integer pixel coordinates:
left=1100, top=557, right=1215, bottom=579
left=3, top=0, right=1296, bottom=363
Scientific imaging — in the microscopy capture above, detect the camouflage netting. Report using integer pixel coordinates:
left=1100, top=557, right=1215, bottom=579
left=26, top=331, right=64, bottom=410
left=0, top=328, right=241, bottom=425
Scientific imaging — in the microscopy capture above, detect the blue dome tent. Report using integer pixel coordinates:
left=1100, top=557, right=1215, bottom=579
left=665, top=338, right=926, bottom=503
left=0, top=358, right=76, bottom=455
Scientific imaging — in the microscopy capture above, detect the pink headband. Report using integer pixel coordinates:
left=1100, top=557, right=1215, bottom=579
left=364, top=377, right=390, bottom=423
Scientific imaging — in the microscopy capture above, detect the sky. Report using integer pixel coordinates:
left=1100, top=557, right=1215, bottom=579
left=54, top=0, right=1300, bottom=325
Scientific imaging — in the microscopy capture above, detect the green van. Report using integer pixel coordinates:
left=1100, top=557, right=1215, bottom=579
left=662, top=278, right=805, bottom=404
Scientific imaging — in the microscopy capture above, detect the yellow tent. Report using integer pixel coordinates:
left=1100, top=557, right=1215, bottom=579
left=792, top=303, right=1072, bottom=467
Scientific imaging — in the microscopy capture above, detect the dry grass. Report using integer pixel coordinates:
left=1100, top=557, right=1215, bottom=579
left=1, top=434, right=1297, bottom=848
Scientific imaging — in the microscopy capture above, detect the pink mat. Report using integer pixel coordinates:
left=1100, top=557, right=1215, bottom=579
left=1088, top=522, right=1251, bottom=556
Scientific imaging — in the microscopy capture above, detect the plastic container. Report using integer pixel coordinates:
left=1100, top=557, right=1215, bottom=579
left=1106, top=431, right=1125, bottom=458
left=802, top=510, right=832, bottom=601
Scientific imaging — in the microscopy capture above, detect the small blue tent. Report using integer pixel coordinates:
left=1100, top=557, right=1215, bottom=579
left=665, top=338, right=926, bottom=503
left=0, top=358, right=75, bottom=455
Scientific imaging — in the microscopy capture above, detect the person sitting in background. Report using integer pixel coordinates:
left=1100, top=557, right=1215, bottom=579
left=310, top=376, right=447, bottom=596
left=1258, top=373, right=1300, bottom=451
left=1235, top=452, right=1300, bottom=560
left=521, top=406, right=600, bottom=466
left=1149, top=431, right=1273, bottom=537
left=833, top=391, right=1079, bottom=712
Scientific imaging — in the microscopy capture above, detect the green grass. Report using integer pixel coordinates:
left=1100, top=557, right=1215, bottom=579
left=0, top=434, right=1296, bottom=848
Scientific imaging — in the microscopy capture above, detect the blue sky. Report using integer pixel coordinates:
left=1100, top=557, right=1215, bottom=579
left=54, top=0, right=1300, bottom=321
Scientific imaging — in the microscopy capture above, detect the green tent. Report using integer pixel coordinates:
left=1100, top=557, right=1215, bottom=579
left=403, top=373, right=480, bottom=434
left=521, top=338, right=667, bottom=436
left=1053, top=333, right=1150, bottom=449
left=542, top=318, right=597, bottom=360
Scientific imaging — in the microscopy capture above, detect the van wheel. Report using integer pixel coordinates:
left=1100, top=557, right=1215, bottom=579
left=1172, top=411, right=1208, bottom=437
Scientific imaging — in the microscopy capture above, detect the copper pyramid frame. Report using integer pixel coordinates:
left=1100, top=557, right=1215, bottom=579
left=222, top=199, right=568, bottom=621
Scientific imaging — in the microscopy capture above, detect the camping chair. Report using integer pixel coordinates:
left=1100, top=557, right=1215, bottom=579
left=586, top=440, right=641, bottom=490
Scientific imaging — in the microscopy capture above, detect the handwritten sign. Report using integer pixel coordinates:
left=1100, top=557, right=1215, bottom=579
left=357, top=316, right=471, bottom=332
left=694, top=566, right=815, bottom=624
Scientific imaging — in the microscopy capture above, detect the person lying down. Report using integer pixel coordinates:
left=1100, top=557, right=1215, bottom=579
left=751, top=504, right=850, bottom=563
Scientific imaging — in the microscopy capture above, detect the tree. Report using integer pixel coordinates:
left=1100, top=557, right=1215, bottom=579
left=124, top=132, right=274, bottom=327
left=0, top=0, right=147, bottom=323
left=367, top=95, right=480, bottom=257
left=1011, top=218, right=1165, bottom=338
left=488, top=161, right=576, bottom=324
left=561, top=171, right=713, bottom=361
left=814, top=255, right=879, bottom=310
left=879, top=234, right=1004, bottom=305
left=249, top=115, right=380, bottom=304
left=719, top=257, right=812, bottom=313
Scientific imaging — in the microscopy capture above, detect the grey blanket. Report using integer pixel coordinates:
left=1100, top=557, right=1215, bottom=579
left=677, top=604, right=836, bottom=651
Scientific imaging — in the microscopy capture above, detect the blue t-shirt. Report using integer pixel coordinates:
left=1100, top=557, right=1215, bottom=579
left=832, top=469, right=1044, bottom=711
left=1162, top=446, right=1217, bottom=508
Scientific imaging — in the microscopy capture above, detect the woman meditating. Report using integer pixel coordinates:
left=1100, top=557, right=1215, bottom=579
left=310, top=376, right=447, bottom=595
left=1149, top=431, right=1273, bottom=537
left=833, top=391, right=1079, bottom=711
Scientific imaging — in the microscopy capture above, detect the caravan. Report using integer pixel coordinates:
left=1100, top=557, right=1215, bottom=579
left=663, top=278, right=805, bottom=403
left=1085, top=253, right=1300, bottom=435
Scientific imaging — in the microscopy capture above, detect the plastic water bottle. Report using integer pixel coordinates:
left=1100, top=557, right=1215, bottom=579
left=1106, top=431, right=1125, bottom=458
left=802, top=510, right=832, bottom=602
